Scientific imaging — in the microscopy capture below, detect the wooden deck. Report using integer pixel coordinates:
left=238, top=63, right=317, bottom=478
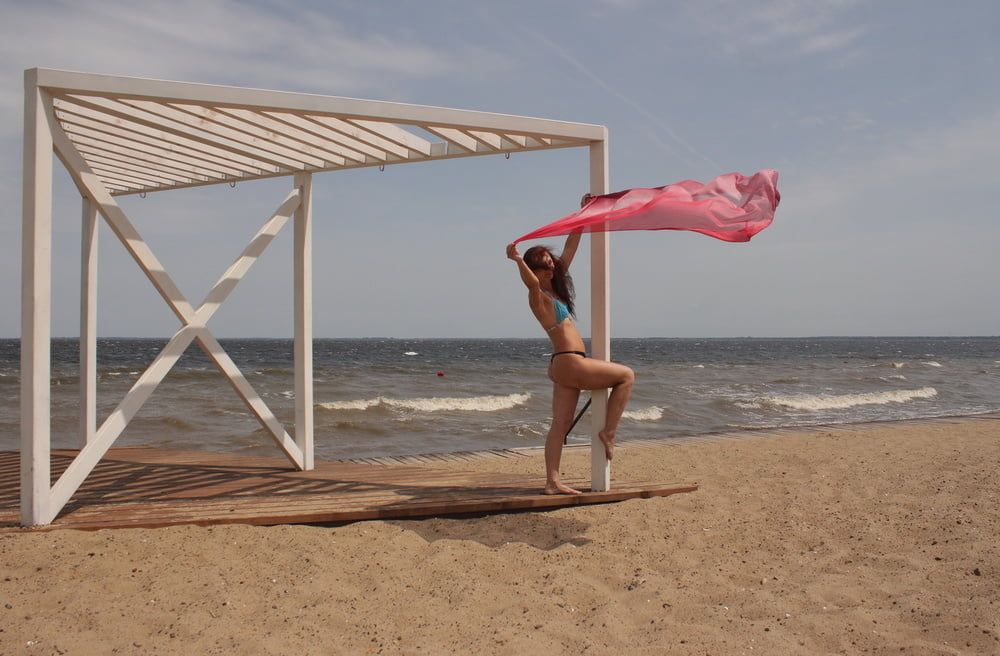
left=0, top=448, right=697, bottom=531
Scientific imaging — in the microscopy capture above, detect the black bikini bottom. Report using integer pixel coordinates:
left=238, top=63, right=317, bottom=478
left=550, top=350, right=587, bottom=363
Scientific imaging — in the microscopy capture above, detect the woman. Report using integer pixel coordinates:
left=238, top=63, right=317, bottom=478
left=506, top=195, right=635, bottom=495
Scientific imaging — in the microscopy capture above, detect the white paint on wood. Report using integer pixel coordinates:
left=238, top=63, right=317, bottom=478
left=347, top=119, right=433, bottom=157
left=21, top=66, right=612, bottom=523
left=34, top=68, right=606, bottom=140
left=49, top=325, right=199, bottom=513
left=54, top=97, right=272, bottom=174
left=463, top=129, right=503, bottom=151
left=79, top=95, right=309, bottom=171
left=195, top=329, right=304, bottom=468
left=205, top=106, right=349, bottom=166
left=74, top=142, right=206, bottom=182
left=293, top=172, right=314, bottom=470
left=424, top=126, right=479, bottom=153
left=87, top=161, right=182, bottom=188
left=56, top=108, right=258, bottom=176
left=589, top=136, right=611, bottom=492
left=310, top=115, right=407, bottom=159
left=20, top=73, right=53, bottom=526
left=80, top=196, right=98, bottom=447
left=76, top=149, right=197, bottom=184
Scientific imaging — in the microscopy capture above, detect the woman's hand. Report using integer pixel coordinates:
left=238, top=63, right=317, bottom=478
left=506, top=243, right=521, bottom=261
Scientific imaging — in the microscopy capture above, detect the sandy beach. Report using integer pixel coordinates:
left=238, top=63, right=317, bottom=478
left=1, top=417, right=997, bottom=655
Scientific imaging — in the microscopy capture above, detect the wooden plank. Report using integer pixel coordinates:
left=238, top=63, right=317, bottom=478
left=20, top=74, right=53, bottom=526
left=589, top=137, right=611, bottom=492
left=79, top=197, right=98, bottom=447
left=0, top=448, right=697, bottom=531
left=54, top=97, right=276, bottom=175
left=34, top=68, right=607, bottom=140
left=425, top=126, right=479, bottom=153
left=293, top=172, right=313, bottom=470
left=57, top=112, right=257, bottom=176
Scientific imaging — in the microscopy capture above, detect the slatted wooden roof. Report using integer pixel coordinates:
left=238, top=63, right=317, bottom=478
left=35, top=68, right=606, bottom=197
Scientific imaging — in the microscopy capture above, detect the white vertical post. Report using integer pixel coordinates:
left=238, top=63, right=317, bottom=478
left=589, top=135, right=611, bottom=492
left=80, top=196, right=98, bottom=446
left=293, top=172, right=314, bottom=470
left=21, top=70, right=53, bottom=525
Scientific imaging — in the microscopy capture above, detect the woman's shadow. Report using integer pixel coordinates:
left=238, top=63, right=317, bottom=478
left=388, top=511, right=592, bottom=550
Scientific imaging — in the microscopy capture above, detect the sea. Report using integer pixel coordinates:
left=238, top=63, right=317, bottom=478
left=0, top=337, right=997, bottom=460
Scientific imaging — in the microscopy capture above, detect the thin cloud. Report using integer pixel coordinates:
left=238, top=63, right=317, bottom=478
left=0, top=0, right=501, bottom=127
left=791, top=107, right=1000, bottom=217
left=689, top=0, right=867, bottom=57
left=523, top=28, right=722, bottom=171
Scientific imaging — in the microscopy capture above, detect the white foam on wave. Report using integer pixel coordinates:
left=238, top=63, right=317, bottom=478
left=622, top=406, right=664, bottom=421
left=881, top=374, right=907, bottom=381
left=759, top=387, right=937, bottom=411
left=318, top=392, right=531, bottom=413
left=922, top=361, right=943, bottom=368
left=403, top=351, right=418, bottom=356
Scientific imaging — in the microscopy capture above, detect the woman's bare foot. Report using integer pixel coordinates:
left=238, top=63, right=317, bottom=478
left=543, top=481, right=583, bottom=495
left=598, top=430, right=615, bottom=460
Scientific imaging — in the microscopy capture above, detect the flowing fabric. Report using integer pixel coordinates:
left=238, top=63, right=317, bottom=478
left=513, top=169, right=779, bottom=244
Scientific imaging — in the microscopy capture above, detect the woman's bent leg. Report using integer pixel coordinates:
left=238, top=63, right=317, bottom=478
left=548, top=357, right=635, bottom=460
left=544, top=382, right=582, bottom=495
left=599, top=367, right=635, bottom=459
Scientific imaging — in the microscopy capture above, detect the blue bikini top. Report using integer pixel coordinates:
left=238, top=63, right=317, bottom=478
left=545, top=292, right=571, bottom=332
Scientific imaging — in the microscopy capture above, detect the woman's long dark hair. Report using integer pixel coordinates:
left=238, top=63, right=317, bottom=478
left=523, top=245, right=576, bottom=317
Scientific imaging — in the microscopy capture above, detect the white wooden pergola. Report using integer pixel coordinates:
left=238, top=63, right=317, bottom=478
left=20, top=68, right=613, bottom=526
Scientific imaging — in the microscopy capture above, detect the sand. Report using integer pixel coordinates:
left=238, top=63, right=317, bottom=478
left=1, top=418, right=997, bottom=655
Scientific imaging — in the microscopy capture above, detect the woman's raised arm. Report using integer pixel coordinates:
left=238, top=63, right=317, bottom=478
left=507, top=243, right=540, bottom=291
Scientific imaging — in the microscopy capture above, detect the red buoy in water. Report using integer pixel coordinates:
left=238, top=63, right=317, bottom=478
left=436, top=371, right=445, bottom=377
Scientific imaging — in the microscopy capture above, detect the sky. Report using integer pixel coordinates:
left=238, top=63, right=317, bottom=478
left=0, top=0, right=997, bottom=338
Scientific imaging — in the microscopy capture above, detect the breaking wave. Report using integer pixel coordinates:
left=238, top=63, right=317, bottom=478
left=318, top=393, right=531, bottom=413
left=622, top=406, right=664, bottom=421
left=742, top=387, right=938, bottom=412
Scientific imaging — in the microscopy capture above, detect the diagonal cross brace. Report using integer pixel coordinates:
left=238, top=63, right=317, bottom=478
left=44, top=94, right=307, bottom=520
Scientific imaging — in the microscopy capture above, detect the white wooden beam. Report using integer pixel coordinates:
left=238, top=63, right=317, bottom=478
left=202, top=106, right=349, bottom=166
left=34, top=68, right=607, bottom=141
left=50, top=122, right=198, bottom=324
left=56, top=109, right=258, bottom=177
left=309, top=115, right=408, bottom=159
left=194, top=330, right=304, bottom=468
left=462, top=129, right=503, bottom=151
left=80, top=196, right=98, bottom=447
left=74, top=95, right=310, bottom=172
left=293, top=172, right=314, bottom=470
left=47, top=187, right=306, bottom=518
left=85, top=154, right=194, bottom=185
left=74, top=142, right=209, bottom=183
left=105, top=132, right=586, bottom=197
left=194, top=189, right=300, bottom=323
left=49, top=325, right=199, bottom=514
left=589, top=136, right=611, bottom=492
left=66, top=128, right=238, bottom=179
left=267, top=113, right=376, bottom=163
left=424, top=126, right=479, bottom=153
left=346, top=119, right=433, bottom=157
left=54, top=97, right=277, bottom=175
left=86, top=165, right=170, bottom=193
left=134, top=100, right=329, bottom=168
left=20, top=72, right=53, bottom=526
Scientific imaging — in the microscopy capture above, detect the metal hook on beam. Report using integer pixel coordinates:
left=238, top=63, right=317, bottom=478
left=379, top=164, right=385, bottom=172
left=229, top=181, right=237, bottom=189
left=505, top=152, right=511, bottom=159
left=139, top=191, right=146, bottom=199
